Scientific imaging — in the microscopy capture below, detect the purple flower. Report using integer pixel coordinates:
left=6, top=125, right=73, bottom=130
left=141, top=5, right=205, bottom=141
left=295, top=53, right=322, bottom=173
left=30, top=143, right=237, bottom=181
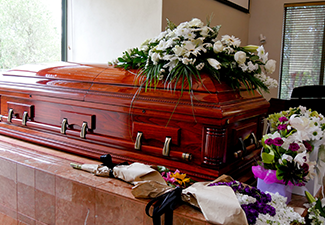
left=209, top=181, right=276, bottom=224
left=277, top=124, right=288, bottom=130
left=264, top=138, right=273, bottom=146
left=303, top=141, right=313, bottom=152
left=301, top=163, right=309, bottom=173
left=289, top=143, right=300, bottom=151
left=273, top=137, right=284, bottom=146
left=279, top=116, right=288, bottom=122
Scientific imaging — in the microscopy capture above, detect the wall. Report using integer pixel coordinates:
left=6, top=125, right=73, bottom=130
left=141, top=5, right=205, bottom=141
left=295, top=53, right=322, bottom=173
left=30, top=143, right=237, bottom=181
left=162, top=0, right=250, bottom=45
left=68, top=0, right=325, bottom=100
left=67, top=0, right=162, bottom=64
left=248, top=0, right=325, bottom=100
left=67, top=0, right=251, bottom=64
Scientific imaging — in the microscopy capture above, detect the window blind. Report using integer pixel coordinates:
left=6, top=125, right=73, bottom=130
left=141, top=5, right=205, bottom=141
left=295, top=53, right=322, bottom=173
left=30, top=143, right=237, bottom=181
left=280, top=3, right=325, bottom=99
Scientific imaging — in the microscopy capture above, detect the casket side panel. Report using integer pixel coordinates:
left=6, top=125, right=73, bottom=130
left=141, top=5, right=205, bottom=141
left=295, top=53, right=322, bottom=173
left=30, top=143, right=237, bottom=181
left=0, top=63, right=269, bottom=181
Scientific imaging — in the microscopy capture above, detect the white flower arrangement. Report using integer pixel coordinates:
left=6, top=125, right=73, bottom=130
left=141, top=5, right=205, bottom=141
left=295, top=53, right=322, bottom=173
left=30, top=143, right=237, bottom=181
left=111, top=18, right=278, bottom=93
left=305, top=191, right=325, bottom=225
left=256, top=192, right=305, bottom=225
left=210, top=181, right=304, bottom=224
left=307, top=201, right=325, bottom=225
left=257, top=106, right=325, bottom=185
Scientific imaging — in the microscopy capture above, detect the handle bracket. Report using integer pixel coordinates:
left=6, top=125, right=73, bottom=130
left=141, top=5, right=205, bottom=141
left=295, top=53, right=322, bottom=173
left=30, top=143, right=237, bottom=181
left=134, top=132, right=143, bottom=150
left=7, top=108, right=13, bottom=123
left=162, top=137, right=172, bottom=157
left=61, top=118, right=68, bottom=134
left=22, top=111, right=28, bottom=126
left=80, top=122, right=88, bottom=139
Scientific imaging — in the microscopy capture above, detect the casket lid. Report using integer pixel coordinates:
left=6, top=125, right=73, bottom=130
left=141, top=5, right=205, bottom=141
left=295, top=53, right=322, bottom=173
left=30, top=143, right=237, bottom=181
left=2, top=61, right=261, bottom=98
left=1, top=62, right=269, bottom=120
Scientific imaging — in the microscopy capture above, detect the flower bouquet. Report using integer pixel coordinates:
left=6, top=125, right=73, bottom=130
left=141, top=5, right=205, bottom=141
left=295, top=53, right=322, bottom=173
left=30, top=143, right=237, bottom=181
left=253, top=106, right=325, bottom=199
left=156, top=165, right=194, bottom=188
left=110, top=18, right=277, bottom=94
left=209, top=181, right=304, bottom=225
left=305, top=190, right=325, bottom=224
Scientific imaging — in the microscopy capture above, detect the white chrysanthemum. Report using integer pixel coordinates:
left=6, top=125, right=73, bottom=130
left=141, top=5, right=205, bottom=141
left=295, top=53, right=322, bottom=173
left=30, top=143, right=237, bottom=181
left=223, top=46, right=234, bottom=54
left=175, top=27, right=192, bottom=38
left=310, top=126, right=323, bottom=140
left=247, top=61, right=259, bottom=72
left=183, top=31, right=196, bottom=40
left=183, top=39, right=206, bottom=57
left=221, top=35, right=241, bottom=47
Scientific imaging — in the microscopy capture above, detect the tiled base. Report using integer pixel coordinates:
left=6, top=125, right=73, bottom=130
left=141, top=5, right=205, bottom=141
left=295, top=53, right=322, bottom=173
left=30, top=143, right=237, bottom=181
left=0, top=135, right=208, bottom=225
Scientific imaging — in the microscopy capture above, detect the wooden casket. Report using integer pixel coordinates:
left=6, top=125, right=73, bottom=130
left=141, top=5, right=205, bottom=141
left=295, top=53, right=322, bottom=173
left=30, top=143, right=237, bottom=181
left=0, top=62, right=269, bottom=181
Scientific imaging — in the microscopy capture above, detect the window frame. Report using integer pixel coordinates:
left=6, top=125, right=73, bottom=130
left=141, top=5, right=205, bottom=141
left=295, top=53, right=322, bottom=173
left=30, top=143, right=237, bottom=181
left=279, top=2, right=325, bottom=99
left=62, top=0, right=68, bottom=61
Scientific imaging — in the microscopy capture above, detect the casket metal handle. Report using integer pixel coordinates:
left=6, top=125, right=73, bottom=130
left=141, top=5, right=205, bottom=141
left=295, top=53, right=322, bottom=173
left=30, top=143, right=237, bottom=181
left=80, top=122, right=88, bottom=139
left=7, top=108, right=13, bottom=123
left=251, top=132, right=258, bottom=148
left=162, top=137, right=172, bottom=156
left=134, top=132, right=143, bottom=150
left=22, top=111, right=28, bottom=126
left=61, top=118, right=68, bottom=134
left=234, top=132, right=258, bottom=159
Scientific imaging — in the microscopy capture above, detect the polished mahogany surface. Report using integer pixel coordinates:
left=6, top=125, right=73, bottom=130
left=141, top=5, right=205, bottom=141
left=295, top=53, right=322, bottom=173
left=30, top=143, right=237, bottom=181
left=0, top=62, right=269, bottom=181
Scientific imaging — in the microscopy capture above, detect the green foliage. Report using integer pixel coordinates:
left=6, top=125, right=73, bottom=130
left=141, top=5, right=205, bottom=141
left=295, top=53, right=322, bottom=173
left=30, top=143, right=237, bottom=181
left=261, top=151, right=274, bottom=164
left=113, top=18, right=277, bottom=94
left=0, top=0, right=61, bottom=70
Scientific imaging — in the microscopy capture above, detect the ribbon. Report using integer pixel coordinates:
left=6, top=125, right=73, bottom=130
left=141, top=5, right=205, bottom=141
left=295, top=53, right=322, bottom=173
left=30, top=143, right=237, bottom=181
left=100, top=154, right=129, bottom=177
left=145, top=187, right=182, bottom=225
left=70, top=154, right=129, bottom=177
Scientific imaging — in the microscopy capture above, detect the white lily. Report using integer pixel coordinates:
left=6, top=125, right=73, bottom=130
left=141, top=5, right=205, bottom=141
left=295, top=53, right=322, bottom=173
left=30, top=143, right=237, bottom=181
left=294, top=151, right=308, bottom=167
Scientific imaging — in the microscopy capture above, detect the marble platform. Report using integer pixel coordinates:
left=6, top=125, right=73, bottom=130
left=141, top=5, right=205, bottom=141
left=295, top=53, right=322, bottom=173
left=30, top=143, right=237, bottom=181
left=0, top=134, right=309, bottom=225
left=0, top=135, right=209, bottom=225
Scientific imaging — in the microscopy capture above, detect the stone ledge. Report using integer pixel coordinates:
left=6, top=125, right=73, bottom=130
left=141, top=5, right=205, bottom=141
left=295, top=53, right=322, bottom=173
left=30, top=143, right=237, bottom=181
left=0, top=135, right=208, bottom=225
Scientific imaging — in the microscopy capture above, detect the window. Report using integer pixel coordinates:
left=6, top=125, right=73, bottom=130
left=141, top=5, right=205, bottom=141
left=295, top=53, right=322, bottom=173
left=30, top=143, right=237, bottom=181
left=0, top=0, right=67, bottom=72
left=279, top=2, right=325, bottom=99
